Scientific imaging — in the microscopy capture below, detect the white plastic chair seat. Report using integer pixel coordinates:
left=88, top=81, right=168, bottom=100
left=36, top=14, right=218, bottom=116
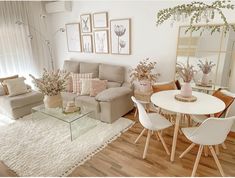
left=182, top=127, right=198, bottom=142
left=191, top=114, right=208, bottom=124
left=147, top=113, right=173, bottom=131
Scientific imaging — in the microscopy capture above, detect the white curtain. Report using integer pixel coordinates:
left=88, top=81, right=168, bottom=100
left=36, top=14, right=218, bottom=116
left=0, top=1, right=51, bottom=83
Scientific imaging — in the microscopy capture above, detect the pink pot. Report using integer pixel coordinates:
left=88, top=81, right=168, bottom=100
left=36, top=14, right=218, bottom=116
left=180, top=83, right=192, bottom=97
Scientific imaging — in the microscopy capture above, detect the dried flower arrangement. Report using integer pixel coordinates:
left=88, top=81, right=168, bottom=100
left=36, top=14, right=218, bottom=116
left=129, top=58, right=160, bottom=83
left=29, top=69, right=69, bottom=96
left=176, top=60, right=196, bottom=83
left=198, top=60, right=216, bottom=74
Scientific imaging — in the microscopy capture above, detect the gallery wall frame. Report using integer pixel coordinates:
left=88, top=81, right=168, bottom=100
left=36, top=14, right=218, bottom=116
left=94, top=30, right=109, bottom=54
left=82, top=34, right=93, bottom=53
left=66, top=23, right=82, bottom=52
left=93, top=12, right=108, bottom=28
left=110, top=18, right=131, bottom=55
left=80, top=14, right=92, bottom=33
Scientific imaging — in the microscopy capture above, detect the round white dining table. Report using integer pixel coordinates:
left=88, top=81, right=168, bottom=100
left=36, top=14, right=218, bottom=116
left=151, top=90, right=225, bottom=162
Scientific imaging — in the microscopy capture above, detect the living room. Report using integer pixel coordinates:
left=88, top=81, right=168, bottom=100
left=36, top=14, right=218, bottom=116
left=0, top=0, right=235, bottom=177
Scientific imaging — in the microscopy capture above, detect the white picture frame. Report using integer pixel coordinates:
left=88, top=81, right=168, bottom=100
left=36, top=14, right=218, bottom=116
left=94, top=30, right=109, bottom=54
left=82, top=35, right=93, bottom=53
left=80, top=14, right=92, bottom=33
left=110, top=18, right=131, bottom=55
left=66, top=23, right=82, bottom=52
left=93, top=12, right=108, bottom=28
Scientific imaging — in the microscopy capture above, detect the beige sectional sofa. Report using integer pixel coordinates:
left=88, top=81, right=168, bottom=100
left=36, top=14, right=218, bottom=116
left=62, top=60, right=134, bottom=123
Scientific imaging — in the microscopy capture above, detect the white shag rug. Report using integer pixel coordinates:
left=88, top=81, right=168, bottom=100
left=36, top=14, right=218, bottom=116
left=0, top=112, right=134, bottom=177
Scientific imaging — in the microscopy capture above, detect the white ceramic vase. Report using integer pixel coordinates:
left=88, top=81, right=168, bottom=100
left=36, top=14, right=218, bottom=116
left=138, top=80, right=152, bottom=92
left=44, top=93, right=62, bottom=108
left=180, top=82, right=192, bottom=98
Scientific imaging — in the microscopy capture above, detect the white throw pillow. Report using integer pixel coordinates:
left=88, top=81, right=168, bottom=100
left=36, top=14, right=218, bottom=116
left=3, top=77, right=28, bottom=96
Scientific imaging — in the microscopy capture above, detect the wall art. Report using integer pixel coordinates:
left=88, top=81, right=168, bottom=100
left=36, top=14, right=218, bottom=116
left=80, top=14, right=92, bottom=33
left=94, top=30, right=109, bottom=54
left=82, top=35, right=93, bottom=53
left=93, top=12, right=108, bottom=28
left=110, top=18, right=131, bottom=55
left=66, top=23, right=82, bottom=52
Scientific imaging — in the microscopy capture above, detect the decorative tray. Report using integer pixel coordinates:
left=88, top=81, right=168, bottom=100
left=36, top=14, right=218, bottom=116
left=175, top=94, right=197, bottom=102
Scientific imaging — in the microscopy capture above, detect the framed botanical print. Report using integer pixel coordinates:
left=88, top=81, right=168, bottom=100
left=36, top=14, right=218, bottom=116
left=80, top=14, right=92, bottom=33
left=82, top=35, right=93, bottom=53
left=93, top=12, right=108, bottom=28
left=94, top=30, right=109, bottom=54
left=110, top=18, right=131, bottom=55
left=66, top=23, right=82, bottom=52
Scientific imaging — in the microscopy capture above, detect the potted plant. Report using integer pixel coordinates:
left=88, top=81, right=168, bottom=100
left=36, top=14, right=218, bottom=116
left=176, top=60, right=195, bottom=97
left=197, top=60, right=216, bottom=86
left=130, top=58, right=160, bottom=92
left=30, top=69, right=69, bottom=108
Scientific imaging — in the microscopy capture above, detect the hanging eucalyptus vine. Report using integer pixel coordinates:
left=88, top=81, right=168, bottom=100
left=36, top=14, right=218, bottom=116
left=156, top=0, right=235, bottom=34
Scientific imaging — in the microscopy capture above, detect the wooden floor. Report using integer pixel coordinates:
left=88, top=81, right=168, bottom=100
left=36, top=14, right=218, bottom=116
left=1, top=110, right=235, bottom=177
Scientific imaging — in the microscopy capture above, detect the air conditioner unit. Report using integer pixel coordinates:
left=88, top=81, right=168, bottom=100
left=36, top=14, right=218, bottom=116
left=45, top=1, right=72, bottom=14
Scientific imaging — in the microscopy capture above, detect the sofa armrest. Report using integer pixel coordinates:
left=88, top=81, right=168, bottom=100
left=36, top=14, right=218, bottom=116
left=95, top=87, right=132, bottom=102
left=121, top=82, right=133, bottom=89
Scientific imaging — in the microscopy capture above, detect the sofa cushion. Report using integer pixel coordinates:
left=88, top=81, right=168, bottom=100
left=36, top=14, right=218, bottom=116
left=80, top=62, right=99, bottom=78
left=107, top=81, right=121, bottom=88
left=95, top=87, right=132, bottom=102
left=63, top=60, right=80, bottom=73
left=0, top=91, right=43, bottom=110
left=99, top=64, right=124, bottom=84
left=75, top=95, right=100, bottom=112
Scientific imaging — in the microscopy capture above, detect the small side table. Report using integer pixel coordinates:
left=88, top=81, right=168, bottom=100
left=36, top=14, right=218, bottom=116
left=134, top=90, right=153, bottom=117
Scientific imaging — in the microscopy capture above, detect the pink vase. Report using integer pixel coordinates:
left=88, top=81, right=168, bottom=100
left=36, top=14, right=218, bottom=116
left=180, top=83, right=192, bottom=97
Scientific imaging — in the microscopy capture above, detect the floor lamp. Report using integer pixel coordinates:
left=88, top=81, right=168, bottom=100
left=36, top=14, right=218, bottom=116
left=15, top=20, right=65, bottom=70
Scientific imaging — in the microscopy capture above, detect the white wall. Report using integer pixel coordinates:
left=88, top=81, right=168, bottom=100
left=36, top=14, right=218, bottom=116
left=46, top=0, right=235, bottom=82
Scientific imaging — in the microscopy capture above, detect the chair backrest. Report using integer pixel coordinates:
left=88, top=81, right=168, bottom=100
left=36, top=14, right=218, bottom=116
left=131, top=96, right=153, bottom=129
left=212, top=89, right=235, bottom=118
left=189, top=116, right=235, bottom=145
left=152, top=81, right=177, bottom=93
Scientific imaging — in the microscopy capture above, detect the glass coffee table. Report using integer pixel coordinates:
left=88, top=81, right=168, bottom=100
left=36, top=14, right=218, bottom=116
left=32, top=105, right=98, bottom=141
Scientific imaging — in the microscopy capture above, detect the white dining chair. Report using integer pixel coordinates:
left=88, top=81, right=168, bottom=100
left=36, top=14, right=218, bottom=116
left=179, top=116, right=235, bottom=177
left=131, top=96, right=173, bottom=159
left=191, top=89, right=235, bottom=124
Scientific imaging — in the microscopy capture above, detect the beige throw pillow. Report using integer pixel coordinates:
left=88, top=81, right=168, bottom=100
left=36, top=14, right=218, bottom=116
left=0, top=75, right=19, bottom=95
left=3, top=77, right=28, bottom=96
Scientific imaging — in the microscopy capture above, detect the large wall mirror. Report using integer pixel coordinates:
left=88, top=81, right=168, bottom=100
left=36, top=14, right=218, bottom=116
left=175, top=24, right=235, bottom=93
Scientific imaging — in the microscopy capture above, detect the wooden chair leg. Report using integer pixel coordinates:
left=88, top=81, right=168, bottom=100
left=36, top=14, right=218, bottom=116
left=134, top=108, right=138, bottom=118
left=155, top=132, right=160, bottom=141
left=157, top=131, right=170, bottom=155
left=143, top=130, right=151, bottom=159
left=204, top=146, right=209, bottom=157
left=179, top=143, right=196, bottom=158
left=191, top=145, right=203, bottom=177
left=215, top=145, right=220, bottom=155
left=221, top=142, right=227, bottom=150
left=134, top=128, right=146, bottom=144
left=209, top=146, right=225, bottom=177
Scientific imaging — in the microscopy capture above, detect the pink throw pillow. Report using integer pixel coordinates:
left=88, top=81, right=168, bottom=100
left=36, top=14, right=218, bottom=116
left=90, top=80, right=108, bottom=97
left=71, top=73, right=93, bottom=94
